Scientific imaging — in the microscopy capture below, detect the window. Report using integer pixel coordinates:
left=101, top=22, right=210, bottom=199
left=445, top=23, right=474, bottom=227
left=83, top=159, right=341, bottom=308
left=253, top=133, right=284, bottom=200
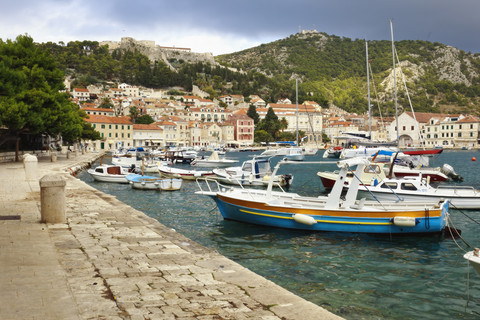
left=402, top=126, right=406, bottom=130
left=101, top=124, right=105, bottom=129
left=411, top=126, right=414, bottom=130
left=109, top=125, right=111, bottom=129
left=115, top=125, right=118, bottom=129
left=380, top=182, right=397, bottom=189
left=401, top=183, right=417, bottom=191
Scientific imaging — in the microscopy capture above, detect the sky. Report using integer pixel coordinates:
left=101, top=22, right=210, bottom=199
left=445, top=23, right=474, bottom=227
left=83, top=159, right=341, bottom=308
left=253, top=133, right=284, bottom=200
left=2, top=0, right=480, bottom=56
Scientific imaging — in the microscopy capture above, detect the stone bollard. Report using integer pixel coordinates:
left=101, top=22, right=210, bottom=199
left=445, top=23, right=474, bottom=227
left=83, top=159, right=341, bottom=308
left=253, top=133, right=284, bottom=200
left=24, top=154, right=38, bottom=181
left=39, top=174, right=66, bottom=223
left=51, top=152, right=57, bottom=162
left=66, top=151, right=71, bottom=159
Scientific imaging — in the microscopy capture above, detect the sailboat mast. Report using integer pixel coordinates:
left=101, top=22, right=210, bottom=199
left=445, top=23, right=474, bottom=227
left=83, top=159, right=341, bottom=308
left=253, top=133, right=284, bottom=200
left=296, top=78, right=299, bottom=146
left=366, top=40, right=371, bottom=139
left=390, top=20, right=399, bottom=142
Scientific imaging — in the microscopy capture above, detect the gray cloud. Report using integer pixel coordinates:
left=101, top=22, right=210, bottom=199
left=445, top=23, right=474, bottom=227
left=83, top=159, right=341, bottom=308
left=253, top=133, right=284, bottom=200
left=1, top=0, right=479, bottom=54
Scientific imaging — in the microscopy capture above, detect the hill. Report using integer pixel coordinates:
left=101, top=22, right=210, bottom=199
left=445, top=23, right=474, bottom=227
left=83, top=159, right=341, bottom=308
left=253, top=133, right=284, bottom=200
left=38, top=31, right=480, bottom=116
left=216, top=30, right=480, bottom=115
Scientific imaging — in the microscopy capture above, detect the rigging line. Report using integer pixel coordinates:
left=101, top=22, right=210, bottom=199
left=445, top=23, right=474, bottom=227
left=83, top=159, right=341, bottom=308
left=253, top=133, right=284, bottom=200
left=446, top=215, right=473, bottom=250
left=424, top=254, right=464, bottom=286
left=347, top=165, right=387, bottom=210
left=450, top=203, right=480, bottom=226
left=368, top=60, right=387, bottom=135
left=394, top=46, right=425, bottom=149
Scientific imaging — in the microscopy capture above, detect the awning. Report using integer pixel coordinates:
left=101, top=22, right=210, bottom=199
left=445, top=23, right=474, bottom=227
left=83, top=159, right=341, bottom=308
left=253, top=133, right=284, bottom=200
left=150, top=140, right=163, bottom=143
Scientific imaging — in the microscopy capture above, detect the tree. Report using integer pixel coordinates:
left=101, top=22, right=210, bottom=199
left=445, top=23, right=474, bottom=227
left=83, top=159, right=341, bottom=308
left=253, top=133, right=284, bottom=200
left=0, top=35, right=88, bottom=160
left=247, top=104, right=260, bottom=124
left=257, top=107, right=281, bottom=140
left=254, top=130, right=273, bottom=143
left=135, top=114, right=155, bottom=124
left=129, top=106, right=139, bottom=123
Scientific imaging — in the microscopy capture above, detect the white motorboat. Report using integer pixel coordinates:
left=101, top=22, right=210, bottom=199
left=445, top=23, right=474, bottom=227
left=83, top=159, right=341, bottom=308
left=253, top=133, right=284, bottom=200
left=158, top=163, right=215, bottom=180
left=190, top=151, right=238, bottom=167
left=126, top=174, right=182, bottom=190
left=212, top=157, right=293, bottom=187
left=284, top=147, right=305, bottom=161
left=356, top=175, right=480, bottom=209
left=112, top=152, right=158, bottom=173
left=87, top=165, right=135, bottom=183
left=322, top=146, right=343, bottom=158
left=464, top=248, right=480, bottom=275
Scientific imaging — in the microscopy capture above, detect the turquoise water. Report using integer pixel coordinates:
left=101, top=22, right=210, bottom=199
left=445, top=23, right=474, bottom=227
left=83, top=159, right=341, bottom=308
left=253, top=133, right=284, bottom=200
left=78, top=150, right=480, bottom=319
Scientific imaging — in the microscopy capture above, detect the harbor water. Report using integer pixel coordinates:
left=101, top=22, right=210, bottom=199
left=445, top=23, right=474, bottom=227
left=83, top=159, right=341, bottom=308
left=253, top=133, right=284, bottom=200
left=78, top=150, right=480, bottom=319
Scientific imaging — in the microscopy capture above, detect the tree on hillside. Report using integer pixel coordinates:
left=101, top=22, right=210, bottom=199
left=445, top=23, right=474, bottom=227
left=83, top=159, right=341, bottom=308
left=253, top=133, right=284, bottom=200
left=247, top=104, right=260, bottom=124
left=0, top=35, right=89, bottom=161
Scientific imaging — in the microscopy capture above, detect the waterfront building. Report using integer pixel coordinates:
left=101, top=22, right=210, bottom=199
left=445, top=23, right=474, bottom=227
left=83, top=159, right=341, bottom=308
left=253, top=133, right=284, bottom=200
left=132, top=123, right=164, bottom=148
left=84, top=115, right=133, bottom=150
left=226, top=113, right=254, bottom=146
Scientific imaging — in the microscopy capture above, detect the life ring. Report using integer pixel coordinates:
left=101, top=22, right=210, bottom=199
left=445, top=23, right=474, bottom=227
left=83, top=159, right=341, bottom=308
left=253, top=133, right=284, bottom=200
left=69, top=168, right=77, bottom=177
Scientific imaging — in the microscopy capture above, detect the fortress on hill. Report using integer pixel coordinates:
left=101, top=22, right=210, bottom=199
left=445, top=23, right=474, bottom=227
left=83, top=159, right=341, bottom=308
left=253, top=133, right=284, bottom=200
left=100, top=37, right=217, bottom=69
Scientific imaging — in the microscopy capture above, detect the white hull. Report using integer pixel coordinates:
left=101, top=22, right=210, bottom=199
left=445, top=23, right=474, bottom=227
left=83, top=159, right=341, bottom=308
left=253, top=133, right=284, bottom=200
left=464, top=250, right=480, bottom=275
left=158, top=166, right=214, bottom=180
left=191, top=159, right=238, bottom=167
left=131, top=178, right=182, bottom=191
left=87, top=165, right=132, bottom=183
left=88, top=171, right=129, bottom=183
left=284, top=154, right=305, bottom=161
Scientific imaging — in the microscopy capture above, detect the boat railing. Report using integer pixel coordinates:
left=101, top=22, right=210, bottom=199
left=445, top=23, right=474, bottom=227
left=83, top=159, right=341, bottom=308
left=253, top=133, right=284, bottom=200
left=435, top=185, right=479, bottom=195
left=196, top=177, right=286, bottom=200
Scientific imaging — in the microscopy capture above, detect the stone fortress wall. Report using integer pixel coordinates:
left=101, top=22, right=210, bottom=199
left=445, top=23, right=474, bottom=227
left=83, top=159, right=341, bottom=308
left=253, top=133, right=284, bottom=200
left=100, top=37, right=216, bottom=69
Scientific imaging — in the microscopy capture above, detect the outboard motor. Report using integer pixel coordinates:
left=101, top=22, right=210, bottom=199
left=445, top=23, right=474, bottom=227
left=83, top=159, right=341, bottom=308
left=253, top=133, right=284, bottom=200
left=441, top=163, right=463, bottom=182
left=283, top=174, right=293, bottom=188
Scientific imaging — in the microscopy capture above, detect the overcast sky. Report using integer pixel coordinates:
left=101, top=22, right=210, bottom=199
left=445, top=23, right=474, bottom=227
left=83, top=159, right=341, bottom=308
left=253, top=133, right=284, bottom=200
left=2, top=0, right=479, bottom=55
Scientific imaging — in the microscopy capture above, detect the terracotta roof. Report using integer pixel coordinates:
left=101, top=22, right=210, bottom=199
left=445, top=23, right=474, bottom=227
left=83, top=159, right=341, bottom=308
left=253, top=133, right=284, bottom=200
left=81, top=107, right=114, bottom=112
left=457, top=115, right=480, bottom=123
left=73, top=88, right=89, bottom=92
left=133, top=124, right=163, bottom=130
left=405, top=112, right=461, bottom=123
left=85, top=115, right=132, bottom=124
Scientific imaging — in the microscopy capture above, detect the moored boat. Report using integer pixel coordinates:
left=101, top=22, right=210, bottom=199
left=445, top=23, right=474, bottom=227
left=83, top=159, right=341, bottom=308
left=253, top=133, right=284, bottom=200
left=196, top=158, right=450, bottom=234
left=87, top=165, right=135, bottom=183
left=190, top=151, right=238, bottom=167
left=158, top=163, right=215, bottom=180
left=212, top=156, right=293, bottom=187
left=356, top=175, right=480, bottom=209
left=464, top=248, right=480, bottom=275
left=125, top=174, right=182, bottom=191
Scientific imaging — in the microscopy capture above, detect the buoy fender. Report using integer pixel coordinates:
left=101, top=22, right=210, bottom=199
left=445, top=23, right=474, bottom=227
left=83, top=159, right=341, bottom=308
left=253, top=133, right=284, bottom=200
left=393, top=216, right=417, bottom=227
left=292, top=214, right=317, bottom=225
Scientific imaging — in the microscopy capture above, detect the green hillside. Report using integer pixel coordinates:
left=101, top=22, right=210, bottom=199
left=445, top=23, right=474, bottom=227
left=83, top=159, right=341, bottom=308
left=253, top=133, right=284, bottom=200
left=216, top=31, right=480, bottom=115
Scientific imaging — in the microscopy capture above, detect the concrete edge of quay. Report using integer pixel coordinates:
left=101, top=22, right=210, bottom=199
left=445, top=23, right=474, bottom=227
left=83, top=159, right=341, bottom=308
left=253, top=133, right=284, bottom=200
left=0, top=152, right=343, bottom=320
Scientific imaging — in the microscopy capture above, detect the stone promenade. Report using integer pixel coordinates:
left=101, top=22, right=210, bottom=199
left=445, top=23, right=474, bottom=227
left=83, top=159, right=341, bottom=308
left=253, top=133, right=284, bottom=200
left=0, top=152, right=342, bottom=320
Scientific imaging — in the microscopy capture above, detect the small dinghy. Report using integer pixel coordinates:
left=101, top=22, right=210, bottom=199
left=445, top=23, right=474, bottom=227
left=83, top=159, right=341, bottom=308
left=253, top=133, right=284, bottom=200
left=464, top=248, right=480, bottom=275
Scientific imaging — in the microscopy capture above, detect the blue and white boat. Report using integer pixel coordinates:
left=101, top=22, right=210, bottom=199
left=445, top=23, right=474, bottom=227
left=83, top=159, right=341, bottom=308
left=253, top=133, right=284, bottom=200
left=126, top=174, right=182, bottom=191
left=196, top=158, right=450, bottom=234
